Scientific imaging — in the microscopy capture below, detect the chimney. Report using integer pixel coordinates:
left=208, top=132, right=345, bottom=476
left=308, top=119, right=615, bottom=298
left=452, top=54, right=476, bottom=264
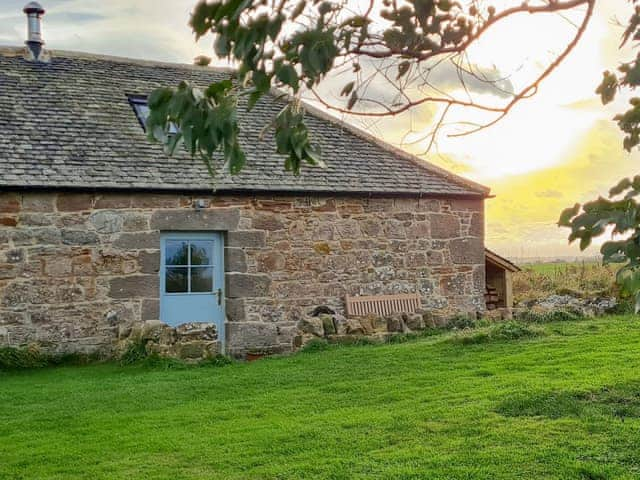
left=23, top=2, right=46, bottom=61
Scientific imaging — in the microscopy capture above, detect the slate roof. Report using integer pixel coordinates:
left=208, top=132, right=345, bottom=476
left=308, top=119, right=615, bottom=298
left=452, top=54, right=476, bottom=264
left=0, top=47, right=489, bottom=197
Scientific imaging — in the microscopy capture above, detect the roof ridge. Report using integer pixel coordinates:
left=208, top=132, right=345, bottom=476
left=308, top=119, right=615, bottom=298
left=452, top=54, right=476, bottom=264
left=0, top=45, right=236, bottom=74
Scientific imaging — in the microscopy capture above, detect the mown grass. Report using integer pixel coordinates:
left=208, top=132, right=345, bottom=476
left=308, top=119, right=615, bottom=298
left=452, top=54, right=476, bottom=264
left=2, top=316, right=640, bottom=479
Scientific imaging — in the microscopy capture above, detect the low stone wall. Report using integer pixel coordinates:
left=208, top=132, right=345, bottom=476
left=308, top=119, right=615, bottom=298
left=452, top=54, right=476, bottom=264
left=118, top=321, right=219, bottom=361
left=295, top=307, right=443, bottom=348
left=0, top=191, right=485, bottom=357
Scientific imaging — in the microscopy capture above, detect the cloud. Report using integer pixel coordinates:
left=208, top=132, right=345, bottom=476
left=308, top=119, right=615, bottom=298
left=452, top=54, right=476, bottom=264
left=535, top=190, right=563, bottom=199
left=419, top=62, right=515, bottom=99
left=0, top=1, right=209, bottom=63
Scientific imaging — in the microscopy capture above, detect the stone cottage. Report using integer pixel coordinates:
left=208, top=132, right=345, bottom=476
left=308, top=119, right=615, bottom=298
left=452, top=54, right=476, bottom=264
left=0, top=21, right=491, bottom=357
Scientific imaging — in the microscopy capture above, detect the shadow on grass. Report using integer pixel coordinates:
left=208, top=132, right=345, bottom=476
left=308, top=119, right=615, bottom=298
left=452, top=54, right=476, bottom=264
left=496, top=382, right=640, bottom=420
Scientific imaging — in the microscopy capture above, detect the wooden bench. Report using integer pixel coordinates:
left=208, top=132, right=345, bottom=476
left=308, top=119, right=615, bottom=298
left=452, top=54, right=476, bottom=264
left=345, top=293, right=422, bottom=317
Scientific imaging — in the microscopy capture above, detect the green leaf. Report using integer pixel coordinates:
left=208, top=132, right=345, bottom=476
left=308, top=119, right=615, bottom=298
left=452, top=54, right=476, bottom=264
left=347, top=91, right=358, bottom=110
left=610, top=177, right=632, bottom=197
left=558, top=203, right=580, bottom=227
left=397, top=60, right=410, bottom=79
left=276, top=64, right=300, bottom=91
left=214, top=35, right=230, bottom=57
left=340, top=81, right=355, bottom=97
left=228, top=143, right=246, bottom=174
left=601, top=240, right=626, bottom=264
left=291, top=0, right=306, bottom=20
left=247, top=90, right=263, bottom=110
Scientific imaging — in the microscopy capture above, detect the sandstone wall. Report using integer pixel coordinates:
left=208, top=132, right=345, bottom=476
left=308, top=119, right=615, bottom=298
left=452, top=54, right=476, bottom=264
left=0, top=192, right=485, bottom=356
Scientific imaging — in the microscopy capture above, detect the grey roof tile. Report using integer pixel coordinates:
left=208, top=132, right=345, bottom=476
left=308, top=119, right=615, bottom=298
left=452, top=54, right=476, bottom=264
left=0, top=47, right=488, bottom=197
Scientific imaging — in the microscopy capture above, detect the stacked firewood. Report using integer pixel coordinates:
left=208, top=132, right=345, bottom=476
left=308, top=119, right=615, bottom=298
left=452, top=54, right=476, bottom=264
left=485, top=286, right=499, bottom=310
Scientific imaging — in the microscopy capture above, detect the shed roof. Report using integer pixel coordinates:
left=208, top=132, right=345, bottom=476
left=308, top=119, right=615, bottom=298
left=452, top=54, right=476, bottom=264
left=0, top=47, right=489, bottom=198
left=485, top=249, right=521, bottom=273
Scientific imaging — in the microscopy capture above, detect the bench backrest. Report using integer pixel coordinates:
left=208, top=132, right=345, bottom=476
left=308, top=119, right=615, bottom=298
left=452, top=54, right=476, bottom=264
left=345, top=293, right=422, bottom=317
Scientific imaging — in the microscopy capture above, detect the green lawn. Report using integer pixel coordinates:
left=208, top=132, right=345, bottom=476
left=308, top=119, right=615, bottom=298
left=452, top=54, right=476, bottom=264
left=2, top=317, right=640, bottom=479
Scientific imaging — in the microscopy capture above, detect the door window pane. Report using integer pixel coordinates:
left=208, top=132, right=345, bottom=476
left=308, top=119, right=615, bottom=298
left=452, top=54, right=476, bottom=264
left=190, top=241, right=214, bottom=265
left=191, top=267, right=213, bottom=292
left=166, top=267, right=188, bottom=293
left=166, top=241, right=189, bottom=265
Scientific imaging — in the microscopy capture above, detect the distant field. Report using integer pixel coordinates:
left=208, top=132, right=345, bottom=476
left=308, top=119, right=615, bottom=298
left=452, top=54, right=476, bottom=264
left=514, top=260, right=619, bottom=303
left=520, top=260, right=600, bottom=275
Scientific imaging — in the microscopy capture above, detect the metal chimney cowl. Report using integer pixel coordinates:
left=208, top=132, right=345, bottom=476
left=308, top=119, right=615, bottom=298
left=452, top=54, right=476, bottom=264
left=23, top=2, right=49, bottom=62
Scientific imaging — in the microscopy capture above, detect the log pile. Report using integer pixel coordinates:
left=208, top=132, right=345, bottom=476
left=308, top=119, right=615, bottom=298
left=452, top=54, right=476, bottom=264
left=485, top=286, right=499, bottom=310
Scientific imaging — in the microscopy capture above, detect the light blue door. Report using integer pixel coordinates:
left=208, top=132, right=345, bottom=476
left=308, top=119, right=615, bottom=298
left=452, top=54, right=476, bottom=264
left=160, top=232, right=225, bottom=343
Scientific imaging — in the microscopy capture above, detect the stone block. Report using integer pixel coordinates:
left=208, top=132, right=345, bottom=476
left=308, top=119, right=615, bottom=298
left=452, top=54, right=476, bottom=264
left=473, top=265, right=485, bottom=291
left=226, top=273, right=271, bottom=298
left=122, top=213, right=149, bottom=232
left=298, top=317, right=324, bottom=336
left=226, top=230, right=266, bottom=248
left=370, top=316, right=387, bottom=333
left=0, top=193, right=21, bottom=213
left=427, top=251, right=444, bottom=265
left=430, top=214, right=461, bottom=239
left=56, top=194, right=93, bottom=212
left=0, top=216, right=17, bottom=227
left=252, top=213, right=285, bottom=231
left=257, top=252, right=286, bottom=272
left=33, top=228, right=62, bottom=245
left=0, top=264, right=17, bottom=280
left=345, top=318, right=365, bottom=335
left=440, top=274, right=466, bottom=296
left=406, top=222, right=430, bottom=239
left=178, top=341, right=212, bottom=359
left=320, top=314, right=336, bottom=335
left=448, top=198, right=483, bottom=212
left=450, top=238, right=484, bottom=264
left=469, top=212, right=484, bottom=237
left=136, top=195, right=181, bottom=208
left=44, top=257, right=72, bottom=276
left=113, top=232, right=160, bottom=250
left=22, top=193, right=55, bottom=212
left=89, top=211, right=123, bottom=234
left=0, top=309, right=26, bottom=328
left=225, top=248, right=247, bottom=273
left=405, top=313, right=424, bottom=331
left=227, top=322, right=279, bottom=352
left=150, top=208, right=240, bottom=231
left=94, top=195, right=133, bottom=209
left=386, top=314, right=405, bottom=333
left=358, top=317, right=375, bottom=335
left=141, top=298, right=160, bottom=320
left=225, top=298, right=246, bottom=322
left=18, top=213, right=52, bottom=226
left=138, top=250, right=160, bottom=274
left=176, top=323, right=217, bottom=341
left=109, top=275, right=160, bottom=299
left=62, top=230, right=100, bottom=246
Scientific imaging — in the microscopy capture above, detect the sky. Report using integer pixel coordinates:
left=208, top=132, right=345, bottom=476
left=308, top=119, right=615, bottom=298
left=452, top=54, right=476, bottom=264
left=0, top=0, right=637, bottom=259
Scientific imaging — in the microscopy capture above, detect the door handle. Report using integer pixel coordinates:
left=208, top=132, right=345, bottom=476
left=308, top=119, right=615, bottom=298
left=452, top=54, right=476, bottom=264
left=217, top=288, right=223, bottom=306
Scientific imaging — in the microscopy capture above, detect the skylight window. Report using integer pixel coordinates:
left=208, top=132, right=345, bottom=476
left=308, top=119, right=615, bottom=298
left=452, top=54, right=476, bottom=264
left=128, top=95, right=177, bottom=134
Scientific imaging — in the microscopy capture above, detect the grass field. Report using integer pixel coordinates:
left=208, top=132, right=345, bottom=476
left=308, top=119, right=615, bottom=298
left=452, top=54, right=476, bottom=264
left=521, top=260, right=600, bottom=275
left=2, top=316, right=640, bottom=479
left=514, top=261, right=619, bottom=304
